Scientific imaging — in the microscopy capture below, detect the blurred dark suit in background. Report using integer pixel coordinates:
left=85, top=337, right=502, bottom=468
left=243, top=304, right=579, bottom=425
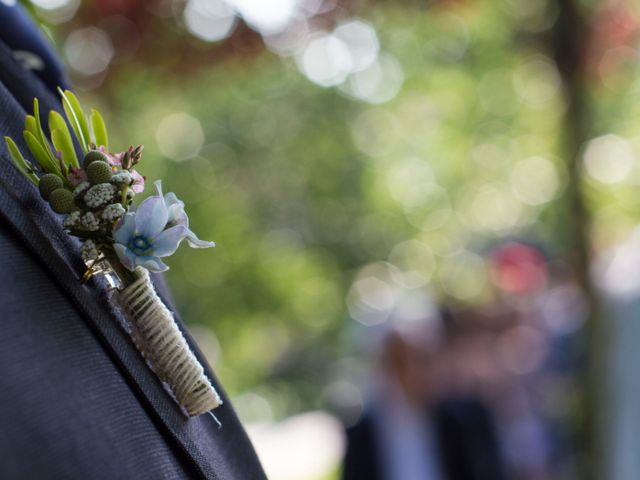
left=342, top=326, right=505, bottom=480
left=344, top=397, right=506, bottom=480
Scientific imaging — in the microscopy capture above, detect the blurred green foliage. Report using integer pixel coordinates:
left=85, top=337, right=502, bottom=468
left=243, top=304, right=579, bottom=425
left=94, top=3, right=564, bottom=416
left=31, top=0, right=640, bottom=425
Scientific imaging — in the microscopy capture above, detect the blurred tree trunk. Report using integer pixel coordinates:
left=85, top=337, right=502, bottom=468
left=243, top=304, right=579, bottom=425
left=550, top=1, right=602, bottom=479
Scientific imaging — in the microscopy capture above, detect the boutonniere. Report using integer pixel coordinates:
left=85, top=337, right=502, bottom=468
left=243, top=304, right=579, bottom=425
left=4, top=89, right=222, bottom=418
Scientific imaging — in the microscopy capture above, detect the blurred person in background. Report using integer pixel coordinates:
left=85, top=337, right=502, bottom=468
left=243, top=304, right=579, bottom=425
left=342, top=313, right=506, bottom=480
left=442, top=307, right=554, bottom=480
left=433, top=242, right=581, bottom=480
left=487, top=242, right=581, bottom=480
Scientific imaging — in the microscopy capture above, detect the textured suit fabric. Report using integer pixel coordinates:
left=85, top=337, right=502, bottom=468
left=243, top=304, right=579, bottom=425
left=0, top=13, right=266, bottom=480
left=0, top=219, right=197, bottom=479
left=342, top=397, right=506, bottom=480
left=0, top=1, right=69, bottom=92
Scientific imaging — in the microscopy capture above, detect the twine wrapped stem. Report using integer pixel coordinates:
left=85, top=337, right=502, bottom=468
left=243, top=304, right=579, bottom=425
left=106, top=255, right=222, bottom=417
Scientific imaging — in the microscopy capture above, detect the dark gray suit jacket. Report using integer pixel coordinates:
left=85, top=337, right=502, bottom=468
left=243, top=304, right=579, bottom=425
left=0, top=26, right=266, bottom=480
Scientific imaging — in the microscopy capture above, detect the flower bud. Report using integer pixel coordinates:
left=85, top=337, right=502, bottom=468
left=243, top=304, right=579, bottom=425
left=49, top=188, right=77, bottom=213
left=81, top=240, right=99, bottom=262
left=87, top=160, right=112, bottom=184
left=84, top=183, right=116, bottom=208
left=131, top=144, right=144, bottom=166
left=38, top=174, right=63, bottom=200
left=121, top=148, right=133, bottom=170
left=73, top=181, right=90, bottom=198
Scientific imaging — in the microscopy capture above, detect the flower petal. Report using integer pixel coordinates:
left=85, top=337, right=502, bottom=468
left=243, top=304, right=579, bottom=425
left=165, top=192, right=188, bottom=226
left=137, top=255, right=169, bottom=272
left=153, top=179, right=163, bottom=197
left=134, top=192, right=168, bottom=238
left=129, top=170, right=146, bottom=193
left=152, top=225, right=187, bottom=257
left=67, top=167, right=87, bottom=186
left=107, top=151, right=124, bottom=166
left=185, top=228, right=216, bottom=249
left=114, top=213, right=136, bottom=245
left=164, top=201, right=189, bottom=227
left=131, top=170, right=145, bottom=193
left=114, top=243, right=137, bottom=271
left=165, top=192, right=182, bottom=208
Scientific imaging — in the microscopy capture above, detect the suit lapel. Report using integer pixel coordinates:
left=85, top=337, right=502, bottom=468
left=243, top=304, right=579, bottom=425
left=0, top=42, right=261, bottom=480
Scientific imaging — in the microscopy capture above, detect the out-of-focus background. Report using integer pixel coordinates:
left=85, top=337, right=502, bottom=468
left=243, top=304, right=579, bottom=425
left=22, top=0, right=640, bottom=478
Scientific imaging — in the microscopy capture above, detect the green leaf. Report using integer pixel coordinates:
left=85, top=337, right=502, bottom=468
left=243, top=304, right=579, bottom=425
left=49, top=111, right=79, bottom=168
left=32, top=98, right=57, bottom=165
left=58, top=88, right=90, bottom=153
left=51, top=128, right=78, bottom=171
left=24, top=115, right=38, bottom=138
left=90, top=109, right=108, bottom=150
left=4, top=137, right=38, bottom=185
left=23, top=130, right=60, bottom=176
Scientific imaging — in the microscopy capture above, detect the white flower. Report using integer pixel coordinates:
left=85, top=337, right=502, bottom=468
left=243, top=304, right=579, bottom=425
left=81, top=212, right=100, bottom=231
left=63, top=211, right=81, bottom=228
left=73, top=181, right=90, bottom=197
left=80, top=240, right=99, bottom=262
left=84, top=183, right=115, bottom=208
left=102, top=203, right=126, bottom=222
left=111, top=171, right=133, bottom=185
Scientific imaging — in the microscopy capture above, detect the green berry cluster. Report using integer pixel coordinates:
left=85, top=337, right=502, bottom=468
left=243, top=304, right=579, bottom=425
left=36, top=149, right=138, bottom=239
left=63, top=150, right=135, bottom=235
left=87, top=160, right=112, bottom=184
left=38, top=173, right=76, bottom=213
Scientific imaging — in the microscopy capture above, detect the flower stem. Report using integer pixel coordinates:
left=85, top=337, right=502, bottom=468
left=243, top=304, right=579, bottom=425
left=101, top=246, right=142, bottom=288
